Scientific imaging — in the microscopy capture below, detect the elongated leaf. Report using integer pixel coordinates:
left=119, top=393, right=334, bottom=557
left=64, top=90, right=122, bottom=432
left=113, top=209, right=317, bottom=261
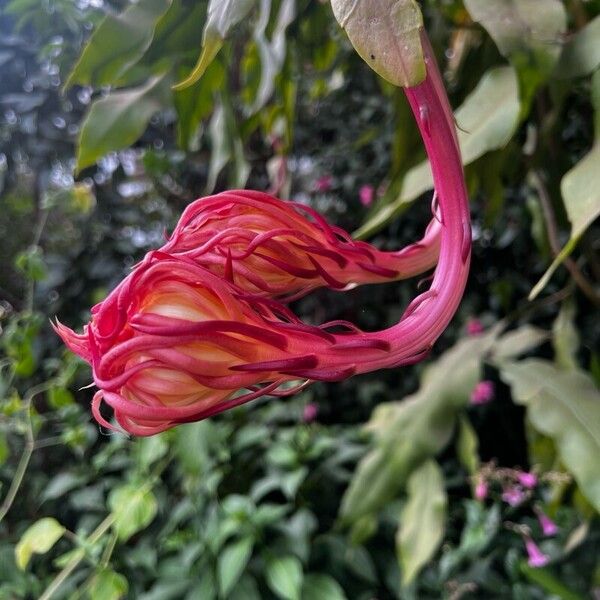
left=266, top=555, right=303, bottom=600
left=301, top=574, right=347, bottom=600
left=174, top=0, right=256, bottom=90
left=108, top=484, right=158, bottom=541
left=65, top=0, right=172, bottom=89
left=355, top=66, right=519, bottom=238
left=341, top=328, right=500, bottom=522
left=501, top=359, right=600, bottom=511
left=218, top=537, right=254, bottom=597
left=15, top=518, right=65, bottom=570
left=76, top=72, right=170, bottom=172
left=397, top=460, right=447, bottom=585
left=331, top=0, right=425, bottom=87
left=555, top=15, right=600, bottom=79
left=552, top=300, right=579, bottom=371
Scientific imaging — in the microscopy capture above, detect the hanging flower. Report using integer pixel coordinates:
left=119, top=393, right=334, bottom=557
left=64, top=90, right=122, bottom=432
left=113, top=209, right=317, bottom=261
left=474, top=477, right=488, bottom=501
left=314, top=175, right=333, bottom=192
left=516, top=471, right=538, bottom=489
left=55, top=30, right=471, bottom=436
left=302, top=402, right=319, bottom=423
left=524, top=536, right=550, bottom=568
left=158, top=189, right=441, bottom=302
left=466, top=317, right=484, bottom=336
left=502, top=486, right=526, bottom=507
left=535, top=508, right=559, bottom=537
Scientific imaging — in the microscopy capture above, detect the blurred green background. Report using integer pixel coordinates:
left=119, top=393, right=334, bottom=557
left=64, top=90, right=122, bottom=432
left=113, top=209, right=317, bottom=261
left=0, top=1, right=599, bottom=598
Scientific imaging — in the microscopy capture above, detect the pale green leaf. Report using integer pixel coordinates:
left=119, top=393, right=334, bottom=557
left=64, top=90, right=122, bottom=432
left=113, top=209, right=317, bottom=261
left=108, top=484, right=158, bottom=541
left=457, top=415, right=479, bottom=476
left=397, top=459, right=447, bottom=585
left=490, top=325, right=549, bottom=363
left=355, top=66, right=519, bottom=238
left=218, top=537, right=254, bottom=597
left=552, top=300, right=579, bottom=371
left=65, top=0, right=172, bottom=89
left=174, top=0, right=256, bottom=90
left=266, top=555, right=303, bottom=600
left=15, top=517, right=65, bottom=570
left=331, top=0, right=425, bottom=87
left=556, top=16, right=600, bottom=78
left=76, top=72, right=170, bottom=172
left=301, top=574, right=347, bottom=600
left=88, top=569, right=129, bottom=600
left=341, top=328, right=500, bottom=522
left=501, top=359, right=600, bottom=511
left=530, top=70, right=600, bottom=299
left=464, top=0, right=566, bottom=68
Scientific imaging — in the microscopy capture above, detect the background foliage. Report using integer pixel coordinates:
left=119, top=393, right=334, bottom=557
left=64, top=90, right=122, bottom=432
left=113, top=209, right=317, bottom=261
left=0, top=0, right=599, bottom=598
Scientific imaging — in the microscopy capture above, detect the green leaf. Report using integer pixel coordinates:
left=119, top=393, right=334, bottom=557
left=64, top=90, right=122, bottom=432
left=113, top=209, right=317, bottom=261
left=530, top=70, right=600, bottom=298
left=15, top=517, right=65, bottom=570
left=0, top=432, right=8, bottom=466
left=108, top=484, right=158, bottom=541
left=501, top=359, right=600, bottom=511
left=173, top=0, right=256, bottom=90
left=355, top=66, right=520, bottom=238
left=341, top=328, right=500, bottom=522
left=88, top=569, right=129, bottom=600
left=397, top=459, right=447, bottom=586
left=65, top=0, right=172, bottom=89
left=555, top=15, right=600, bottom=79
left=76, top=72, right=170, bottom=172
left=217, top=537, right=254, bottom=597
left=490, top=325, right=549, bottom=363
left=552, top=300, right=579, bottom=371
left=266, top=555, right=303, bottom=600
left=456, top=415, right=479, bottom=476
left=301, top=574, right=347, bottom=600
left=330, top=0, right=425, bottom=88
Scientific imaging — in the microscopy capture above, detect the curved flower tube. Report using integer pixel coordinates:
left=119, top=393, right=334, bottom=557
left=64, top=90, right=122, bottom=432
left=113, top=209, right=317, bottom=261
left=55, top=31, right=470, bottom=436
left=157, top=189, right=441, bottom=301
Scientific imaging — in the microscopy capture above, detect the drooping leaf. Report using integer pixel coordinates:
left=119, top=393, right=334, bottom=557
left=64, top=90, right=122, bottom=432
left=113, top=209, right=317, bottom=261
left=218, top=537, right=254, bottom=597
left=501, top=359, right=600, bottom=511
left=301, top=574, right=347, bottom=600
left=397, top=459, right=447, bottom=585
left=340, top=328, right=500, bottom=522
left=266, top=555, right=303, bottom=600
left=552, top=300, right=580, bottom=371
left=108, top=484, right=158, bottom=542
left=555, top=15, right=600, bottom=79
left=355, top=66, right=520, bottom=238
left=173, top=0, right=256, bottom=90
left=65, top=0, right=172, bottom=89
left=457, top=415, right=480, bottom=476
left=530, top=70, right=600, bottom=298
left=15, top=518, right=65, bottom=570
left=76, top=72, right=171, bottom=172
left=331, top=0, right=425, bottom=87
left=88, top=569, right=129, bottom=600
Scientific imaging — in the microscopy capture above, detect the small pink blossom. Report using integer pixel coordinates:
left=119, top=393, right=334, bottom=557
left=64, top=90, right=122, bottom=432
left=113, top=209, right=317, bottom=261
left=524, top=536, right=550, bottom=568
left=536, top=509, right=559, bottom=537
left=302, top=403, right=319, bottom=423
left=315, top=175, right=332, bottom=193
left=502, top=486, right=525, bottom=507
left=475, top=478, right=488, bottom=501
left=466, top=318, right=484, bottom=336
left=359, top=184, right=375, bottom=207
left=517, top=471, right=537, bottom=489
left=470, top=380, right=495, bottom=405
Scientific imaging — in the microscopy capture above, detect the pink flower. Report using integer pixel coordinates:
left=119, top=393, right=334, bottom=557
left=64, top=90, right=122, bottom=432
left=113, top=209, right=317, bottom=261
left=517, top=471, right=537, bottom=489
left=536, top=509, right=558, bottom=537
left=502, top=486, right=525, bottom=507
left=466, top=318, right=484, bottom=335
left=159, top=189, right=441, bottom=302
left=302, top=403, right=318, bottom=423
left=55, top=32, right=471, bottom=436
left=315, top=175, right=332, bottom=192
left=359, top=184, right=375, bottom=207
left=524, top=536, right=550, bottom=568
left=470, top=380, right=495, bottom=405
left=475, top=478, right=488, bottom=501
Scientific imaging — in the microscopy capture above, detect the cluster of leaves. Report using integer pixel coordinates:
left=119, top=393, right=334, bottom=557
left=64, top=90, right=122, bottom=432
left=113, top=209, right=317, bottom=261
left=0, top=0, right=599, bottom=598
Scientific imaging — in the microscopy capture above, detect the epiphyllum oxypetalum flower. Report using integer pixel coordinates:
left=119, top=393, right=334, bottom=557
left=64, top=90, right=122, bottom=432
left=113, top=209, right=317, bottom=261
left=55, top=31, right=471, bottom=436
left=157, top=188, right=441, bottom=301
